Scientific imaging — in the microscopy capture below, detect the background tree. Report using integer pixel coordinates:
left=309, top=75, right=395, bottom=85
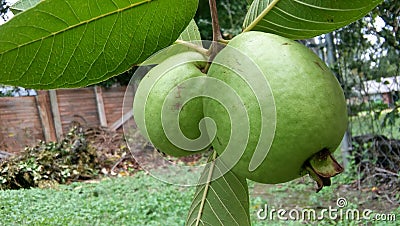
left=329, top=0, right=400, bottom=138
left=334, top=0, right=399, bottom=81
left=195, top=0, right=248, bottom=40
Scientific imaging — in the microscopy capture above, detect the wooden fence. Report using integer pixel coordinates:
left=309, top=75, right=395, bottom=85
left=0, top=86, right=133, bottom=154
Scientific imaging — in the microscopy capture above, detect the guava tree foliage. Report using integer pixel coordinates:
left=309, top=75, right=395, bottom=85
left=0, top=0, right=383, bottom=225
left=334, top=0, right=399, bottom=81
left=332, top=0, right=399, bottom=135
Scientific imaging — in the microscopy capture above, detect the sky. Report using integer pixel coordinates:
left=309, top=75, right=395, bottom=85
left=0, top=0, right=17, bottom=25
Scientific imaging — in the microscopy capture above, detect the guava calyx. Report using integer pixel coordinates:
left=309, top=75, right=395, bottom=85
left=304, top=148, right=344, bottom=192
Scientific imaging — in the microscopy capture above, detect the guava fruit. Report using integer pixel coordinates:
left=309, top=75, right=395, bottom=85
left=204, top=31, right=347, bottom=190
left=133, top=52, right=210, bottom=157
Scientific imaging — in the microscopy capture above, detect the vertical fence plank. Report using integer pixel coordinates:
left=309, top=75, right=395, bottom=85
left=35, top=91, right=57, bottom=142
left=94, top=86, right=108, bottom=127
left=49, top=90, right=63, bottom=141
left=0, top=86, right=129, bottom=153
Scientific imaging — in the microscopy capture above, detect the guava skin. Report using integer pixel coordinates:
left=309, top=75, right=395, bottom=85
left=133, top=52, right=208, bottom=157
left=204, top=31, right=348, bottom=184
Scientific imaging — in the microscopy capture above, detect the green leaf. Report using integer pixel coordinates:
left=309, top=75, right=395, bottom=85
left=142, top=19, right=204, bottom=65
left=0, top=0, right=198, bottom=89
left=186, top=153, right=250, bottom=226
left=10, top=0, right=41, bottom=15
left=243, top=0, right=384, bottom=39
left=179, top=19, right=202, bottom=44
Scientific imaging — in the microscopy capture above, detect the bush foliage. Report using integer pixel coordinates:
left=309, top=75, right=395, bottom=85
left=0, top=127, right=98, bottom=189
left=0, top=126, right=139, bottom=190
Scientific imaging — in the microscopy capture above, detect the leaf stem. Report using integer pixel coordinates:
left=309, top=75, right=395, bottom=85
left=243, top=0, right=281, bottom=32
left=195, top=150, right=217, bottom=226
left=173, top=40, right=209, bottom=56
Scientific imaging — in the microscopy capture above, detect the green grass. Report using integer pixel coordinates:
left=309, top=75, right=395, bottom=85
left=250, top=177, right=399, bottom=226
left=0, top=172, right=194, bottom=226
left=0, top=172, right=398, bottom=225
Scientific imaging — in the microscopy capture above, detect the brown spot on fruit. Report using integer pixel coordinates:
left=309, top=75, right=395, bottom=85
left=175, top=85, right=185, bottom=98
left=314, top=61, right=325, bottom=71
left=174, top=102, right=182, bottom=110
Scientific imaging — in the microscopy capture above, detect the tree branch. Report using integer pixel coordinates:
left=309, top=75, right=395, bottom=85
left=205, top=0, right=226, bottom=72
left=209, top=0, right=223, bottom=42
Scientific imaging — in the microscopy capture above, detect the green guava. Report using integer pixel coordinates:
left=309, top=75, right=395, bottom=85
left=204, top=31, right=347, bottom=188
left=133, top=52, right=210, bottom=157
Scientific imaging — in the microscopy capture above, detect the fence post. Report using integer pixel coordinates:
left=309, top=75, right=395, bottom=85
left=325, top=32, right=351, bottom=167
left=49, top=90, right=63, bottom=141
left=94, top=86, right=108, bottom=127
left=35, top=91, right=57, bottom=142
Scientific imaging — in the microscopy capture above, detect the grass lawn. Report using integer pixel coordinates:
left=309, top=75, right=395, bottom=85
left=0, top=172, right=194, bottom=226
left=0, top=171, right=398, bottom=226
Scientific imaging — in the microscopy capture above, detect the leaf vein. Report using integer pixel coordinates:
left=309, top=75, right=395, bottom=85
left=2, top=0, right=152, bottom=55
left=293, top=0, right=369, bottom=12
